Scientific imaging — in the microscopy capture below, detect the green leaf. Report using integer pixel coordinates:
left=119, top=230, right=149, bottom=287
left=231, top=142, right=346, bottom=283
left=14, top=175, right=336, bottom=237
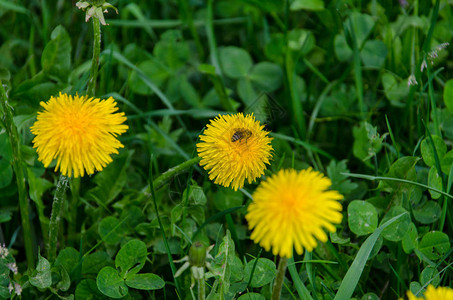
left=418, top=231, right=450, bottom=261
left=214, top=188, right=244, bottom=211
left=413, top=201, right=441, bottom=224
left=153, top=237, right=181, bottom=254
left=28, top=168, right=53, bottom=206
left=248, top=62, right=283, bottom=92
left=334, top=212, right=407, bottom=300
left=427, top=167, right=443, bottom=199
left=55, top=247, right=80, bottom=276
left=207, top=230, right=235, bottom=298
left=115, top=239, right=148, bottom=276
left=421, top=135, right=446, bottom=168
left=290, top=0, right=324, bottom=11
left=182, top=185, right=207, bottom=206
left=348, top=200, right=378, bottom=236
left=41, top=25, right=72, bottom=81
left=96, top=267, right=128, bottom=299
left=220, top=46, right=253, bottom=78
left=179, top=76, right=201, bottom=107
left=420, top=266, right=440, bottom=287
left=443, top=79, right=453, bottom=113
left=353, top=122, right=385, bottom=161
left=10, top=71, right=68, bottom=105
left=334, top=34, right=353, bottom=61
left=346, top=12, right=375, bottom=47
left=98, top=216, right=126, bottom=245
left=381, top=206, right=411, bottom=242
left=440, top=150, right=453, bottom=174
left=382, top=72, right=409, bottom=106
left=119, top=205, right=146, bottom=230
left=82, top=252, right=112, bottom=276
left=409, top=281, right=423, bottom=297
left=237, top=293, right=266, bottom=300
left=264, top=33, right=286, bottom=64
left=125, top=273, right=165, bottom=290
left=0, top=133, right=12, bottom=161
left=237, top=77, right=258, bottom=105
left=230, top=255, right=244, bottom=282
left=0, top=210, right=12, bottom=223
left=0, top=158, right=12, bottom=188
left=128, top=59, right=169, bottom=95
left=326, top=160, right=358, bottom=195
left=198, top=64, right=216, bottom=74
left=361, top=293, right=380, bottom=300
left=154, top=30, right=189, bottom=72
left=0, top=67, right=10, bottom=81
left=30, top=253, right=52, bottom=289
left=85, top=150, right=133, bottom=205
left=402, top=223, right=418, bottom=254
left=330, top=231, right=350, bottom=244
left=288, top=29, right=315, bottom=54
left=75, top=279, right=106, bottom=300
left=360, top=40, right=387, bottom=68
left=55, top=265, right=71, bottom=292
left=383, top=156, right=419, bottom=193
left=244, top=258, right=276, bottom=288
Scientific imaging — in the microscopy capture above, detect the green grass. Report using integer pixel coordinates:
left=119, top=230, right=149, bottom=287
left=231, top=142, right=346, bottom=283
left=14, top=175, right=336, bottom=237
left=1, top=0, right=453, bottom=299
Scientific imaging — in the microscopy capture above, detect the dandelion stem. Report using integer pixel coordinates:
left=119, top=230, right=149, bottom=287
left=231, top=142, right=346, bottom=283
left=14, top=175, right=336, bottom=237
left=197, top=278, right=205, bottom=300
left=0, top=81, right=35, bottom=269
left=87, top=17, right=101, bottom=97
left=68, top=177, right=80, bottom=247
left=47, top=174, right=69, bottom=263
left=272, top=256, right=288, bottom=300
left=152, top=156, right=201, bottom=190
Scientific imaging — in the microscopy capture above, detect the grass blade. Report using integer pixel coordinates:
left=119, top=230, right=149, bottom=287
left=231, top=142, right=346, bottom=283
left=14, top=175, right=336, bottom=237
left=288, top=257, right=313, bottom=300
left=334, top=212, right=408, bottom=299
left=343, top=173, right=453, bottom=200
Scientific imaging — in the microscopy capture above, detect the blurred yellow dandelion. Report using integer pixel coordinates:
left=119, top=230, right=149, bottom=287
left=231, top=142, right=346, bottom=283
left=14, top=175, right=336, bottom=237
left=196, top=113, right=273, bottom=191
left=246, top=168, right=343, bottom=258
left=31, top=93, right=128, bottom=177
left=404, top=285, right=453, bottom=300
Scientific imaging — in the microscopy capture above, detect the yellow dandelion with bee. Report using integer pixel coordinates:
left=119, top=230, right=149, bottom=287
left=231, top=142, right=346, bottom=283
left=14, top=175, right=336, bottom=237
left=30, top=93, right=128, bottom=177
left=401, top=285, right=453, bottom=300
left=246, top=168, right=343, bottom=258
left=196, top=113, right=273, bottom=191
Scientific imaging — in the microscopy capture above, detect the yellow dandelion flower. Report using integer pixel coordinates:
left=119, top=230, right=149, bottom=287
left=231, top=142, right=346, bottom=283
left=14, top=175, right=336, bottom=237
left=404, top=285, right=453, bottom=300
left=31, top=93, right=128, bottom=178
left=196, top=113, right=273, bottom=191
left=245, top=168, right=343, bottom=258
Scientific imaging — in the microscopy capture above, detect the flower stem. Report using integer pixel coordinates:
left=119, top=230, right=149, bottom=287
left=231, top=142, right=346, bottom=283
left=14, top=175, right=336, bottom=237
left=197, top=278, right=205, bottom=300
left=87, top=16, right=101, bottom=97
left=151, top=156, right=201, bottom=190
left=0, top=81, right=35, bottom=269
left=67, top=177, right=80, bottom=247
left=272, top=256, right=288, bottom=300
left=47, top=174, right=69, bottom=263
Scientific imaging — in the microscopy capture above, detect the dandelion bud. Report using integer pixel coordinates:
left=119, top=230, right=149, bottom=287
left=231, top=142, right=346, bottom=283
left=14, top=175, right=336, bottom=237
left=189, top=241, right=208, bottom=267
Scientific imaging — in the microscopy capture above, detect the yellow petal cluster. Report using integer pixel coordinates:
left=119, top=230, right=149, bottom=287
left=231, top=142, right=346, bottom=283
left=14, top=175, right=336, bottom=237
left=31, top=93, right=128, bottom=177
left=246, top=168, right=343, bottom=258
left=197, top=113, right=273, bottom=190
left=403, top=285, right=453, bottom=300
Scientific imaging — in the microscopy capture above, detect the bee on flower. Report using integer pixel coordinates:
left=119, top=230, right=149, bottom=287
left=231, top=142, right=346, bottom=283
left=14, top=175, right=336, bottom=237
left=197, top=113, right=273, bottom=191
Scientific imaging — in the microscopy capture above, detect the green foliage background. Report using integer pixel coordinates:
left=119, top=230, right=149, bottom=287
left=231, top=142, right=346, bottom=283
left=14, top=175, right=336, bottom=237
left=1, top=0, right=453, bottom=299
